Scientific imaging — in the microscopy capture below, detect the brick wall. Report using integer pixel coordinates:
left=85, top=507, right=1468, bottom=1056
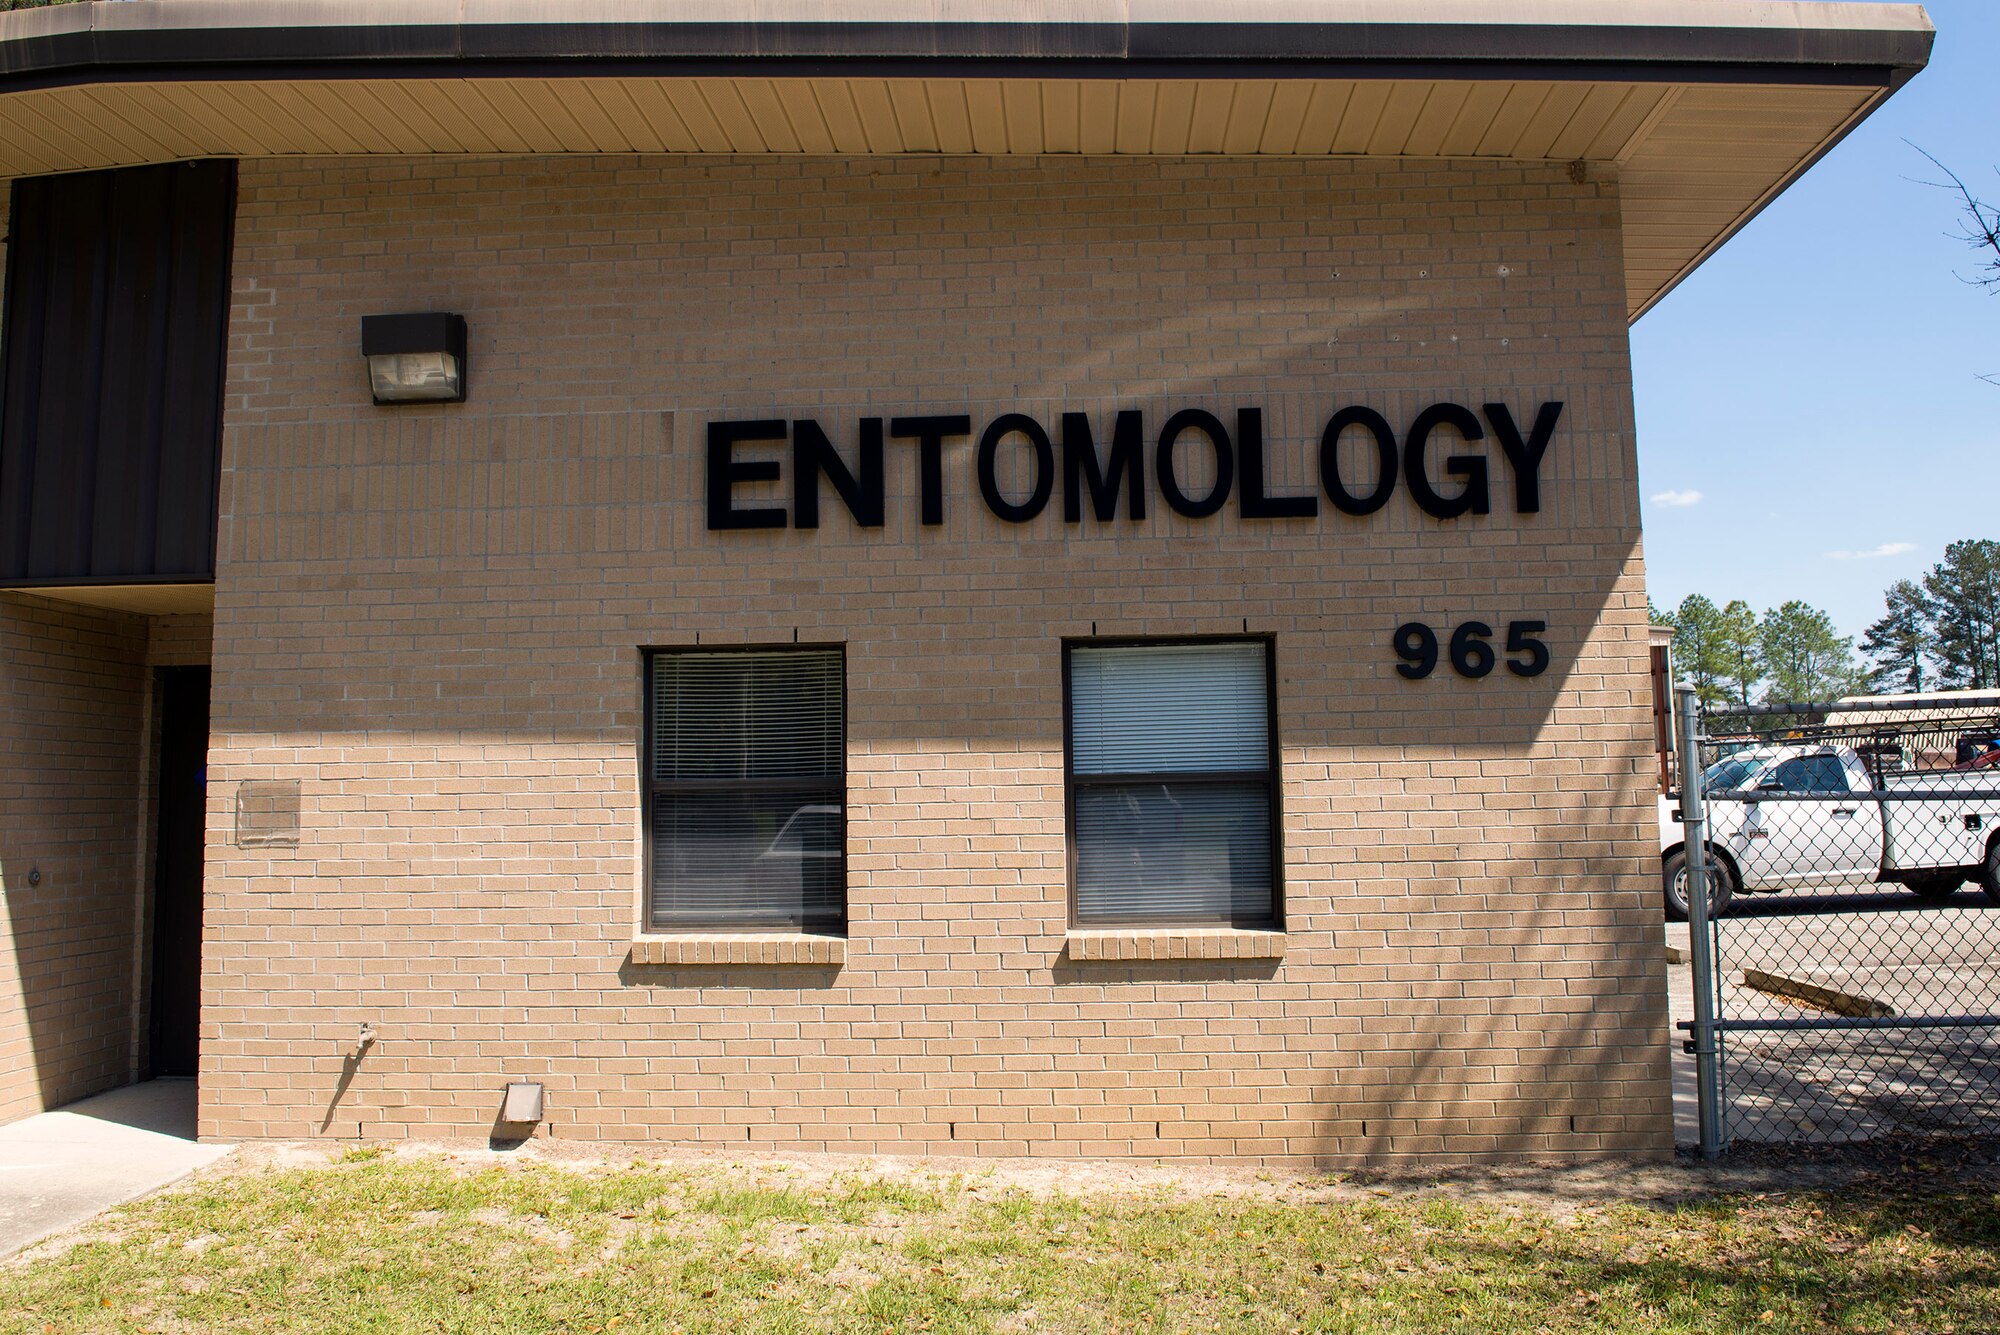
left=208, top=154, right=1668, bottom=1161
left=149, top=613, right=215, bottom=669
left=0, top=594, right=149, bottom=1122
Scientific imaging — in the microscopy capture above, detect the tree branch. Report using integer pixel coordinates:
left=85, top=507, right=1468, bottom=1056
left=1910, top=143, right=2000, bottom=294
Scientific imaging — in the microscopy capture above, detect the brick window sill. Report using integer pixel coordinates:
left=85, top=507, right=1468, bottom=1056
left=629, top=933, right=845, bottom=967
left=1064, top=927, right=1286, bottom=962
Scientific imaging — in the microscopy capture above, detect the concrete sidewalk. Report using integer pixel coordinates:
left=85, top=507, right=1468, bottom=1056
left=0, top=1080, right=231, bottom=1257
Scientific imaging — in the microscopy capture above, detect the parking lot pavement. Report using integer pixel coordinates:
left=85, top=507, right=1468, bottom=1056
left=1717, top=897, right=2000, bottom=1018
left=0, top=1080, right=230, bottom=1258
left=1660, top=891, right=2000, bottom=1144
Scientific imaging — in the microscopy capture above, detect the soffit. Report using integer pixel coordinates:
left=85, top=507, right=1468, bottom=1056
left=17, top=582, right=216, bottom=615
left=0, top=2, right=1933, bottom=321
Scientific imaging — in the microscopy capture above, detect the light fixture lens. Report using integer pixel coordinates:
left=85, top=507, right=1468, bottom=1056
left=368, top=351, right=463, bottom=402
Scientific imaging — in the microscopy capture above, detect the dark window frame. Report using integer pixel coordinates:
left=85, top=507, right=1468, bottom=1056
left=640, top=643, right=848, bottom=935
left=1061, top=634, right=1284, bottom=930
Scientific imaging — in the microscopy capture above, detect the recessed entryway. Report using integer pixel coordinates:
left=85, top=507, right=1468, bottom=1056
left=148, top=666, right=209, bottom=1081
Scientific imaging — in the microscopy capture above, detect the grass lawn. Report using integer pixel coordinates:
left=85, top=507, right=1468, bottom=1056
left=4, top=1147, right=1997, bottom=1334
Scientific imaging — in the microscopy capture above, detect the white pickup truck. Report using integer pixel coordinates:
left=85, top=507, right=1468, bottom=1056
left=1659, top=743, right=2000, bottom=919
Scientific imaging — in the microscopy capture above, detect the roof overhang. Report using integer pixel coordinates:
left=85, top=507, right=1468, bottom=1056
left=0, top=1, right=1934, bottom=320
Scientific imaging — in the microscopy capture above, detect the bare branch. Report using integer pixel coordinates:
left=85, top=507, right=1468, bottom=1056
left=1908, top=142, right=2000, bottom=294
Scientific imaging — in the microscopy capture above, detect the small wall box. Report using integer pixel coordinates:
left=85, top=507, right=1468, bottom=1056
left=500, top=1081, right=544, bottom=1124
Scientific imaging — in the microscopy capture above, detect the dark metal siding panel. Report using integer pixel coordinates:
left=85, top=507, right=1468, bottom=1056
left=0, top=179, right=50, bottom=576
left=153, top=161, right=233, bottom=577
left=0, top=159, right=234, bottom=584
left=90, top=166, right=174, bottom=575
left=25, top=169, right=112, bottom=580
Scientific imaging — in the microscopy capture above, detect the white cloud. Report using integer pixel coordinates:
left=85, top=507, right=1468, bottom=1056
left=1650, top=489, right=1703, bottom=508
left=1825, top=542, right=1917, bottom=561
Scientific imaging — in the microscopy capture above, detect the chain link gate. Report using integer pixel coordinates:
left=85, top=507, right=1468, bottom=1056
left=1672, top=690, right=2000, bottom=1152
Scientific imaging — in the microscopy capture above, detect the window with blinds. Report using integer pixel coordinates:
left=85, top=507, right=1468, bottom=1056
left=1066, top=640, right=1278, bottom=927
left=645, top=648, right=845, bottom=933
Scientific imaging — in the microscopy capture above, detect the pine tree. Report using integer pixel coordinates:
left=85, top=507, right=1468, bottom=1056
left=1859, top=579, right=1934, bottom=692
left=1923, top=539, right=2000, bottom=689
left=1669, top=594, right=1732, bottom=704
left=1716, top=599, right=1764, bottom=707
left=1759, top=600, right=1862, bottom=704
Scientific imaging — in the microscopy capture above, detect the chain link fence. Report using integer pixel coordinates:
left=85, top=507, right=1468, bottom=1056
left=1674, top=694, right=2000, bottom=1146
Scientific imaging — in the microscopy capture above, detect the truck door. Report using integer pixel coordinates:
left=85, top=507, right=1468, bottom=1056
left=1752, top=753, right=1878, bottom=886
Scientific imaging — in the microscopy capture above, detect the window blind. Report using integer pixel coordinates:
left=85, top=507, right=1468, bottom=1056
left=648, top=649, right=844, bottom=932
left=1070, top=642, right=1268, bottom=774
left=653, top=650, right=842, bottom=783
left=1068, top=641, right=1276, bottom=926
left=1074, top=782, right=1272, bottom=920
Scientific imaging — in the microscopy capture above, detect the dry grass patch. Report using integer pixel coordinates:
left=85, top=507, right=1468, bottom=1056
left=2, top=1146, right=1997, bottom=1333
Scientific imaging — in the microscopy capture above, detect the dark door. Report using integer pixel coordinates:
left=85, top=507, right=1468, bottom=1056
left=149, top=665, right=209, bottom=1078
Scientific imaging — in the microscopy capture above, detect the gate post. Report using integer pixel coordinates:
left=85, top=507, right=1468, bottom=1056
left=1675, top=685, right=1725, bottom=1158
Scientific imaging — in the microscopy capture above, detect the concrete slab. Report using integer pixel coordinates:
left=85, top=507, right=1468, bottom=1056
left=0, top=1080, right=231, bottom=1258
left=1742, top=968, right=1896, bottom=1018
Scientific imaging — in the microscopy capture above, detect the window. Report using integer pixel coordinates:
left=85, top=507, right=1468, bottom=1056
left=1704, top=754, right=1766, bottom=792
left=1065, top=640, right=1279, bottom=927
left=645, top=648, right=844, bottom=933
left=1767, top=754, right=1851, bottom=794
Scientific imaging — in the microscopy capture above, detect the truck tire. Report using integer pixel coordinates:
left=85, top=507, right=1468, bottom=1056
left=1906, top=874, right=1963, bottom=903
left=1982, top=839, right=2000, bottom=908
left=1663, top=848, right=1734, bottom=922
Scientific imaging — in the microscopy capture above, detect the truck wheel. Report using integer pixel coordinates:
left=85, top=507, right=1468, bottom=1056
left=1982, top=839, right=2000, bottom=908
left=1664, top=849, right=1734, bottom=922
left=1906, top=874, right=1963, bottom=903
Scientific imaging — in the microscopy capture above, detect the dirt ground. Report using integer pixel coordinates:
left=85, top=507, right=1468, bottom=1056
left=192, top=1131, right=2000, bottom=1221
left=11, top=1130, right=1995, bottom=1274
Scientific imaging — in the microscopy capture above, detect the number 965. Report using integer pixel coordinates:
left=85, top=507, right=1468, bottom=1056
left=1393, top=620, right=1549, bottom=680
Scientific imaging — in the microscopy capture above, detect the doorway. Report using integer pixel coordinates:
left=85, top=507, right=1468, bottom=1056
left=148, top=665, right=209, bottom=1078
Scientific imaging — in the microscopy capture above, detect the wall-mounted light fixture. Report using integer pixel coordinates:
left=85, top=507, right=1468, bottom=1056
left=361, top=312, right=467, bottom=404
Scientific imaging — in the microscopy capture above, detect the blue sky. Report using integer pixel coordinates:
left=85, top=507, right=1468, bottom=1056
left=1632, top=0, right=1995, bottom=644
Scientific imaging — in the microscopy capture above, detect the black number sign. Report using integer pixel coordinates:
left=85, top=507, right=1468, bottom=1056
left=1393, top=619, right=1549, bottom=680
left=1393, top=623, right=1438, bottom=679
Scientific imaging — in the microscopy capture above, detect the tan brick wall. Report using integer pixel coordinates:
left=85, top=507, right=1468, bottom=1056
left=148, top=613, right=215, bottom=668
left=208, top=154, right=1667, bottom=1162
left=0, top=594, right=149, bottom=1123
